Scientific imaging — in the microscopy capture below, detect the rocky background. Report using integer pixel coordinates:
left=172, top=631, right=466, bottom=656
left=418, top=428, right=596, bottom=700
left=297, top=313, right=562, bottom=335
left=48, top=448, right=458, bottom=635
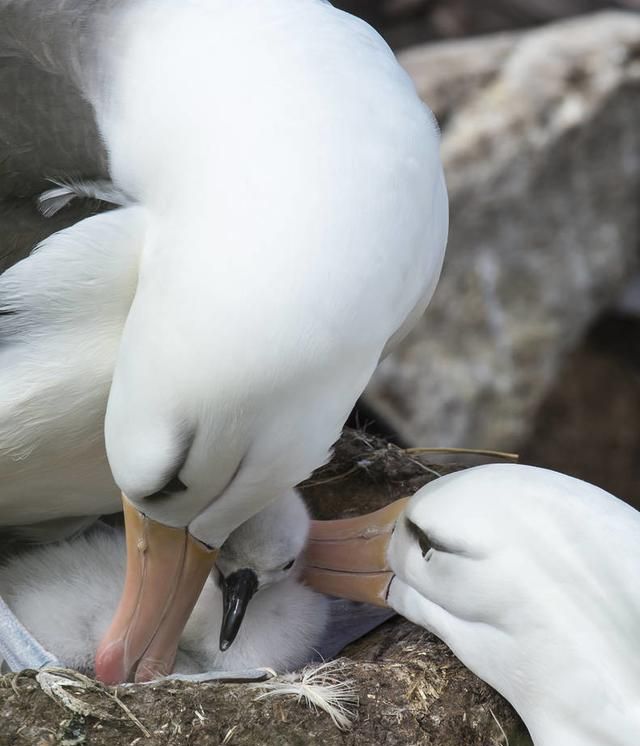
left=337, top=1, right=640, bottom=511
left=338, top=0, right=640, bottom=48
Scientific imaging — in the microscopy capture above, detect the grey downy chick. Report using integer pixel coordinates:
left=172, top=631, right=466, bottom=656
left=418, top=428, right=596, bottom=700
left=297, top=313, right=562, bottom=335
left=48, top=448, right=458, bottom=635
left=215, top=488, right=311, bottom=651
left=0, top=490, right=328, bottom=676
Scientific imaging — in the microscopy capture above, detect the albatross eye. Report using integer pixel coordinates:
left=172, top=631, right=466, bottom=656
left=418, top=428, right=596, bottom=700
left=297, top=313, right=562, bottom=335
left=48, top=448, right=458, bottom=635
left=281, top=559, right=295, bottom=571
left=406, top=518, right=433, bottom=558
left=143, top=475, right=188, bottom=502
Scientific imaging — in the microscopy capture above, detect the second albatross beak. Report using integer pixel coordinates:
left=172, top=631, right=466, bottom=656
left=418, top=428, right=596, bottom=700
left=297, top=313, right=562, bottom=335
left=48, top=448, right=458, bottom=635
left=95, top=495, right=219, bottom=684
left=303, top=497, right=409, bottom=606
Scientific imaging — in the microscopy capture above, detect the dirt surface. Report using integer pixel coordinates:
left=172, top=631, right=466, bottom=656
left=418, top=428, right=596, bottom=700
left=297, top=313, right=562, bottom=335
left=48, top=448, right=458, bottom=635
left=0, top=653, right=529, bottom=746
left=0, top=430, right=530, bottom=746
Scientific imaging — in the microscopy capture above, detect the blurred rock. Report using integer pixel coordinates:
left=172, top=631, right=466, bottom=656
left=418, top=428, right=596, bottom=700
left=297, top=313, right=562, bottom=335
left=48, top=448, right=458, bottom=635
left=365, top=11, right=640, bottom=450
left=520, top=312, right=640, bottom=507
left=335, top=0, right=640, bottom=49
left=398, top=32, right=520, bottom=128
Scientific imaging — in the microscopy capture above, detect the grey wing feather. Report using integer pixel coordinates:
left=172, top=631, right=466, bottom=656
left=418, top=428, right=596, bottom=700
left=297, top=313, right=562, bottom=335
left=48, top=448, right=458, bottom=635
left=0, top=596, right=60, bottom=671
left=0, top=0, right=117, bottom=273
left=313, top=599, right=395, bottom=661
left=158, top=670, right=272, bottom=684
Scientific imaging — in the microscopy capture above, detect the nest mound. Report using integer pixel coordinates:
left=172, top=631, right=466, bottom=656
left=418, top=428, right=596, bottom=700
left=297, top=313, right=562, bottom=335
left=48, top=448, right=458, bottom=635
left=0, top=430, right=530, bottom=745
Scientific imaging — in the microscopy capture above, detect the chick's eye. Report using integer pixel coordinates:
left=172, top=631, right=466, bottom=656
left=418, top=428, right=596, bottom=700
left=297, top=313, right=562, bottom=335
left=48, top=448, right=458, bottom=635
left=281, top=559, right=295, bottom=571
left=406, top=518, right=433, bottom=558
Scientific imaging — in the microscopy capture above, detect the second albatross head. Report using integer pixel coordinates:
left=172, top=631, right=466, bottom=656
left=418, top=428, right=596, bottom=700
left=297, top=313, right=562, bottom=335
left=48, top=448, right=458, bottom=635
left=304, top=464, right=640, bottom=746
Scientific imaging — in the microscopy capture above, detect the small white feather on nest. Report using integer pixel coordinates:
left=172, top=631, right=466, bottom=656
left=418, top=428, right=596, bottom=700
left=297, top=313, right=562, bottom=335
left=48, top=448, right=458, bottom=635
left=251, top=659, right=359, bottom=730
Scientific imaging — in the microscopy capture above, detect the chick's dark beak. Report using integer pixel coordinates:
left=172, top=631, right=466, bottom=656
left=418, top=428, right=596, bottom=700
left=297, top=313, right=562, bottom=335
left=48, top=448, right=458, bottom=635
left=219, top=568, right=258, bottom=651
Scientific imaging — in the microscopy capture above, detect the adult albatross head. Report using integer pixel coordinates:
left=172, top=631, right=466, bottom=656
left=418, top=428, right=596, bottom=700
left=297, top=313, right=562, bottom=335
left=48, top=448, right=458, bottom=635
left=306, top=464, right=640, bottom=745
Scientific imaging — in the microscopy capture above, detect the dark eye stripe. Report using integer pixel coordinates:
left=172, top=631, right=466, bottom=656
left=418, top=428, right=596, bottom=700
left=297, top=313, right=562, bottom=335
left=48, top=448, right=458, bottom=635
left=141, top=429, right=195, bottom=501
left=405, top=518, right=455, bottom=557
left=143, top=475, right=188, bottom=501
left=406, top=518, right=432, bottom=557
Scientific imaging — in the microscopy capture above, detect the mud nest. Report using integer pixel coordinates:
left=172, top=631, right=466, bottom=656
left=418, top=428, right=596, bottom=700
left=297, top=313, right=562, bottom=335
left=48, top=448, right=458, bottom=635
left=0, top=429, right=532, bottom=745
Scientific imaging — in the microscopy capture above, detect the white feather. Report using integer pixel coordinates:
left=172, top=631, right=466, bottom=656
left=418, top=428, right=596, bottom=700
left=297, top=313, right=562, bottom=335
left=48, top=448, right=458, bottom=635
left=0, top=207, right=145, bottom=528
left=38, top=179, right=132, bottom=218
left=252, top=659, right=358, bottom=730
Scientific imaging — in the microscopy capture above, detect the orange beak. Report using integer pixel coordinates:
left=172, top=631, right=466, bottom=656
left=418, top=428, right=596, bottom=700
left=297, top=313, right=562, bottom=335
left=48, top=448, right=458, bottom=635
left=95, top=495, right=218, bottom=684
left=303, top=498, right=408, bottom=607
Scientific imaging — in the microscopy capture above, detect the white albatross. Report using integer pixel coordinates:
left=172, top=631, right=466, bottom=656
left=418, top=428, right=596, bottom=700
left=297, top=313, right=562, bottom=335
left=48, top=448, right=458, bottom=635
left=0, top=0, right=447, bottom=682
left=0, top=491, right=328, bottom=677
left=305, top=464, right=640, bottom=746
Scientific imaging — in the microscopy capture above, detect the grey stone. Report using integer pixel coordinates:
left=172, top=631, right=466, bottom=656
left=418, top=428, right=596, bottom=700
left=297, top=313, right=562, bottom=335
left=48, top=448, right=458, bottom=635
left=335, top=1, right=640, bottom=50
left=366, top=11, right=640, bottom=449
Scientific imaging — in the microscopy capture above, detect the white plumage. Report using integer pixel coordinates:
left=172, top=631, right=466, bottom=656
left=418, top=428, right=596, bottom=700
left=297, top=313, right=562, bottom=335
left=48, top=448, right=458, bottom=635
left=0, top=0, right=447, bottom=681
left=0, top=208, right=144, bottom=527
left=0, top=0, right=446, bottom=536
left=387, top=464, right=640, bottom=746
